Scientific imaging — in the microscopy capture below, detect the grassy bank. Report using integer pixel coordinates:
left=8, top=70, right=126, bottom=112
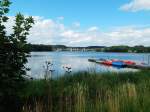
left=21, top=70, right=150, bottom=112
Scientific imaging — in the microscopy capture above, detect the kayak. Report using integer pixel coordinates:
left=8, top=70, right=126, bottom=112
left=123, top=60, right=135, bottom=65
left=96, top=58, right=107, bottom=64
left=102, top=60, right=113, bottom=65
left=112, top=61, right=126, bottom=67
left=96, top=60, right=104, bottom=64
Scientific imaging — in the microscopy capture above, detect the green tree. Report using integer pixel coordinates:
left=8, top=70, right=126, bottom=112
left=0, top=0, right=34, bottom=111
left=104, top=46, right=129, bottom=52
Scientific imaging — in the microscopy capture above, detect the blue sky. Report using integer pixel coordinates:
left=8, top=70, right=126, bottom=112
left=6, top=0, right=150, bottom=46
left=10, top=0, right=150, bottom=29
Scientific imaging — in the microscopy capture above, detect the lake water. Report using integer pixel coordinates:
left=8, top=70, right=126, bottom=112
left=27, top=52, right=150, bottom=78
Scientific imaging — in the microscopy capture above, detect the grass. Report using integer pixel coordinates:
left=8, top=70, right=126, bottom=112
left=21, top=70, right=150, bottom=112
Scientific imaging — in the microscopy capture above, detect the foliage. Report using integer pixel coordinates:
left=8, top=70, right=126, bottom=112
left=21, top=70, right=150, bottom=112
left=104, top=46, right=130, bottom=52
left=0, top=0, right=34, bottom=111
left=103, top=45, right=150, bottom=53
left=29, top=44, right=53, bottom=51
left=29, top=44, right=150, bottom=53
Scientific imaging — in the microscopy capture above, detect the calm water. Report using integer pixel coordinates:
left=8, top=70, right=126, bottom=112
left=27, top=52, right=150, bottom=78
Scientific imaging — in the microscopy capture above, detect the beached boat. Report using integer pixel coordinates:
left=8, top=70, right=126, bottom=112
left=112, top=61, right=126, bottom=67
left=95, top=58, right=107, bottom=64
left=88, top=59, right=97, bottom=62
left=122, top=60, right=136, bottom=65
left=88, top=58, right=150, bottom=70
left=102, top=60, right=113, bottom=65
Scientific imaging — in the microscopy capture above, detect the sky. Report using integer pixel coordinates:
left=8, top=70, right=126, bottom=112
left=5, top=0, right=150, bottom=46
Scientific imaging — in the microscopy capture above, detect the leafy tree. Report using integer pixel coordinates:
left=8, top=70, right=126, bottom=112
left=0, top=0, right=34, bottom=111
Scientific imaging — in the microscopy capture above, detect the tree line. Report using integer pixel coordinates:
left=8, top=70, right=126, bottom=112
left=29, top=44, right=67, bottom=51
left=30, top=44, right=150, bottom=53
left=102, top=45, right=150, bottom=53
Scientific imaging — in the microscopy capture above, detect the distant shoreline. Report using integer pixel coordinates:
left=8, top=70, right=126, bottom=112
left=29, top=44, right=150, bottom=53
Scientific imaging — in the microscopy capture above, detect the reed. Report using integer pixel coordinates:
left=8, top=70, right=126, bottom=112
left=21, top=70, right=150, bottom=112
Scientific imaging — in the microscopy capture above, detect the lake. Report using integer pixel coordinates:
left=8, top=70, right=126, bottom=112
left=27, top=52, right=150, bottom=78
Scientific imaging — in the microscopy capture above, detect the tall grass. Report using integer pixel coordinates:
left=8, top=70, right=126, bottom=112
left=21, top=70, right=150, bottom=112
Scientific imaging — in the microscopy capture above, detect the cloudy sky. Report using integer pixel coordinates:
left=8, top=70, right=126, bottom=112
left=7, top=0, right=150, bottom=46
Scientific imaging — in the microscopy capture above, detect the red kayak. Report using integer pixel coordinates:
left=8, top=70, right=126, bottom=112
left=122, top=60, right=136, bottom=65
left=102, top=60, right=112, bottom=65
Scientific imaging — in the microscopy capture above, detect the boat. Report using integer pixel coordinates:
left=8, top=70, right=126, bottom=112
left=88, top=58, right=150, bottom=70
left=95, top=58, right=107, bottom=64
left=122, top=60, right=136, bottom=65
left=102, top=60, right=113, bottom=65
left=88, top=59, right=97, bottom=62
left=112, top=61, right=126, bottom=67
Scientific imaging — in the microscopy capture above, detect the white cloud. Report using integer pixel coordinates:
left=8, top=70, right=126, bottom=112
left=104, top=27, right=150, bottom=46
left=88, top=26, right=99, bottom=32
left=29, top=17, right=65, bottom=44
left=120, top=0, right=150, bottom=12
left=4, top=16, right=150, bottom=46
